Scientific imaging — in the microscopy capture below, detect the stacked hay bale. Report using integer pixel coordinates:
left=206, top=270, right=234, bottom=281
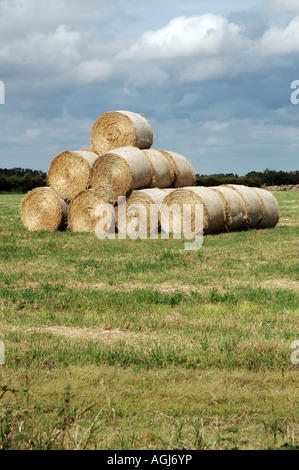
left=48, top=150, right=99, bottom=201
left=20, top=110, right=196, bottom=233
left=20, top=109, right=279, bottom=235
left=90, top=147, right=195, bottom=203
left=160, top=187, right=226, bottom=236
left=68, top=189, right=115, bottom=234
left=251, top=187, right=280, bottom=228
left=116, top=188, right=175, bottom=236
left=90, top=110, right=154, bottom=156
left=159, top=184, right=280, bottom=236
left=21, top=187, right=68, bottom=232
left=210, top=185, right=247, bottom=231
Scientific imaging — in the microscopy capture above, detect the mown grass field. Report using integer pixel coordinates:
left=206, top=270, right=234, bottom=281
left=0, top=191, right=298, bottom=450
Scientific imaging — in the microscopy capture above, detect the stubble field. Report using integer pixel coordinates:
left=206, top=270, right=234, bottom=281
left=0, top=191, right=298, bottom=450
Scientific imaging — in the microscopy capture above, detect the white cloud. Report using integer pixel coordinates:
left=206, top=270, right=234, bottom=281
left=124, top=64, right=169, bottom=87
left=203, top=121, right=229, bottom=131
left=0, top=25, right=81, bottom=65
left=77, top=60, right=113, bottom=84
left=0, top=0, right=126, bottom=38
left=268, top=0, right=299, bottom=14
left=175, top=93, right=202, bottom=108
left=117, top=14, right=247, bottom=60
left=250, top=123, right=299, bottom=142
left=179, top=57, right=229, bottom=82
left=260, top=16, right=299, bottom=55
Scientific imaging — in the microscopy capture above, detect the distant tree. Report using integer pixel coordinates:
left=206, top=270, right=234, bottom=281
left=194, top=169, right=299, bottom=187
left=0, top=168, right=47, bottom=192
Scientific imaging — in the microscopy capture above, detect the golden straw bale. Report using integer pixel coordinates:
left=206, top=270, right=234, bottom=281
left=90, top=146, right=152, bottom=203
left=48, top=150, right=99, bottom=201
left=160, top=186, right=225, bottom=235
left=21, top=187, right=68, bottom=232
left=225, top=184, right=263, bottom=228
left=252, top=187, right=280, bottom=228
left=68, top=189, right=114, bottom=233
left=90, top=110, right=153, bottom=156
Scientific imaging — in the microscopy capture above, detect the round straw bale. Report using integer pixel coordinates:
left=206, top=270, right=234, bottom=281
left=211, top=186, right=247, bottom=230
left=160, top=187, right=225, bottom=236
left=68, top=189, right=115, bottom=233
left=115, top=188, right=175, bottom=235
left=21, top=187, right=68, bottom=232
left=142, top=149, right=173, bottom=188
left=48, top=150, right=99, bottom=201
left=90, top=146, right=152, bottom=203
left=90, top=110, right=153, bottom=156
left=251, top=188, right=280, bottom=228
left=225, top=184, right=263, bottom=228
left=155, top=150, right=176, bottom=184
left=159, top=150, right=195, bottom=187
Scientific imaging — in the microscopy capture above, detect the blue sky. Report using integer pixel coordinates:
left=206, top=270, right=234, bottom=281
left=0, top=0, right=299, bottom=175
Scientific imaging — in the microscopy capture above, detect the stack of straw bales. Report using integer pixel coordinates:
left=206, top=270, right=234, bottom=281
left=20, top=109, right=279, bottom=235
left=160, top=185, right=279, bottom=235
left=21, top=110, right=195, bottom=233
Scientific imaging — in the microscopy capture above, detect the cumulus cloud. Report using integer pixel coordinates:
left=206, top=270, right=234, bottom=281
left=0, top=25, right=81, bottom=65
left=268, top=0, right=299, bottom=14
left=123, top=64, right=169, bottom=87
left=0, top=0, right=133, bottom=90
left=77, top=60, right=113, bottom=84
left=117, top=14, right=247, bottom=60
left=0, top=0, right=127, bottom=38
left=179, top=57, right=229, bottom=82
left=260, top=16, right=299, bottom=55
left=1, top=0, right=299, bottom=174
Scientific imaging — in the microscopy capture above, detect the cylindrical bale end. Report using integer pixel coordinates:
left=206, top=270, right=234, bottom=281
left=90, top=110, right=153, bottom=156
left=48, top=150, right=99, bottom=201
left=252, top=188, right=280, bottom=228
left=90, top=147, right=152, bottom=203
left=68, top=189, right=115, bottom=233
left=20, top=187, right=68, bottom=232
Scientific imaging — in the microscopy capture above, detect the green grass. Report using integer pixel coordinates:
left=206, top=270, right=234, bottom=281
left=0, top=191, right=298, bottom=449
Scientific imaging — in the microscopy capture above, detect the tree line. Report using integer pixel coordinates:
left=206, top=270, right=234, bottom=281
left=0, top=168, right=47, bottom=192
left=195, top=169, right=299, bottom=187
left=0, top=167, right=298, bottom=193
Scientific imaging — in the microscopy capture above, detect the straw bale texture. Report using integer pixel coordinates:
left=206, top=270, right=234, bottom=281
left=159, top=150, right=195, bottom=187
left=142, top=149, right=173, bottom=188
left=252, top=188, right=280, bottom=228
left=48, top=150, right=99, bottom=201
left=90, top=110, right=153, bottom=156
left=68, top=189, right=114, bottom=233
left=225, top=184, right=263, bottom=228
left=116, top=188, right=174, bottom=235
left=21, top=187, right=68, bottom=232
left=90, top=146, right=152, bottom=203
left=211, top=185, right=247, bottom=230
left=160, top=186, right=225, bottom=235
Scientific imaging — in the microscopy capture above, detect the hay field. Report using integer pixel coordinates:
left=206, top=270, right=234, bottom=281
left=0, top=191, right=298, bottom=450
